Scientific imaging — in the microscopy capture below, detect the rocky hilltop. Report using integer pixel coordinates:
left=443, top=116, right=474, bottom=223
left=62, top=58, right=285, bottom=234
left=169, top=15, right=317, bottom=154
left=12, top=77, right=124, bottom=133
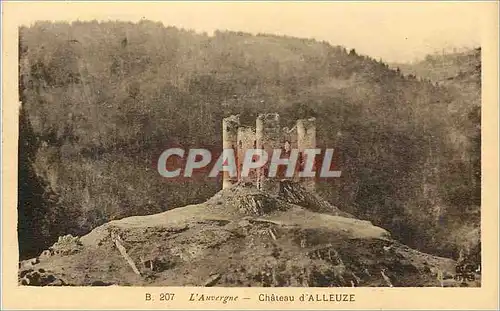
left=19, top=181, right=474, bottom=287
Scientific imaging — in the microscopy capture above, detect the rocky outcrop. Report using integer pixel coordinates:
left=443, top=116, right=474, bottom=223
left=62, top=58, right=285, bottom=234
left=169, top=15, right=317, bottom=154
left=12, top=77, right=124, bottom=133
left=18, top=182, right=478, bottom=287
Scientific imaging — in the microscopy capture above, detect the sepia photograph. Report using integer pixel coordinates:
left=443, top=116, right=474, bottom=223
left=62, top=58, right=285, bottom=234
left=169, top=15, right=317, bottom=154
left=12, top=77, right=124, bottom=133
left=14, top=2, right=484, bottom=288
left=2, top=1, right=499, bottom=310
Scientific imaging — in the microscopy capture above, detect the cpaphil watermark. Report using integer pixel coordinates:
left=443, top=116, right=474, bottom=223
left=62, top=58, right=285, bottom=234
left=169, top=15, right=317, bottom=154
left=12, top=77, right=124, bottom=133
left=156, top=148, right=341, bottom=181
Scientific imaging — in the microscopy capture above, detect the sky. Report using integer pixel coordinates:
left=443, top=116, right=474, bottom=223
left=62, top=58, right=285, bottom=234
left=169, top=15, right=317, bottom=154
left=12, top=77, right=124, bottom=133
left=8, top=1, right=494, bottom=63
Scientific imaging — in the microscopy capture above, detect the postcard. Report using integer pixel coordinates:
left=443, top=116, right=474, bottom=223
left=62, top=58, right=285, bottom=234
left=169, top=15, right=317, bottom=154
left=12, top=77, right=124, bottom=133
left=2, top=1, right=498, bottom=310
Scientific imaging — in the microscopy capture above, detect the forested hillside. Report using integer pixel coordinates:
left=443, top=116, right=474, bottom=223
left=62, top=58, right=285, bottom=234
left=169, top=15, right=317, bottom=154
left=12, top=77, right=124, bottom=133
left=393, top=48, right=481, bottom=85
left=393, top=48, right=481, bottom=121
left=18, top=20, right=480, bottom=262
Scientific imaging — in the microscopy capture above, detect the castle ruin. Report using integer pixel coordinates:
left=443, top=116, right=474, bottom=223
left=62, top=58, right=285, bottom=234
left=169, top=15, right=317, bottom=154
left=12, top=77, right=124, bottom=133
left=222, top=113, right=317, bottom=192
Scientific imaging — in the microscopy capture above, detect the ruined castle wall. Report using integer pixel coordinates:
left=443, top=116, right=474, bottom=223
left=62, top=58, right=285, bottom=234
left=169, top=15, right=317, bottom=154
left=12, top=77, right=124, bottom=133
left=222, top=115, right=240, bottom=189
left=296, top=117, right=317, bottom=190
left=282, top=126, right=298, bottom=149
left=221, top=113, right=317, bottom=191
left=279, top=126, right=298, bottom=181
left=237, top=126, right=256, bottom=183
left=256, top=113, right=282, bottom=151
left=256, top=113, right=281, bottom=191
